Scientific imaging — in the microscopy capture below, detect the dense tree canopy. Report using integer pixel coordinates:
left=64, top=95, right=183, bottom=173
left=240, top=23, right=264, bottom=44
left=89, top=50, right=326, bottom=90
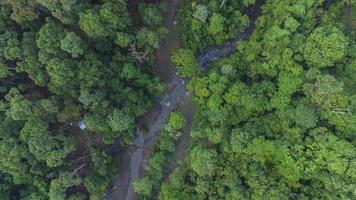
left=304, top=25, right=348, bottom=68
left=0, top=0, right=166, bottom=199
left=1, top=0, right=355, bottom=199
left=160, top=0, right=356, bottom=200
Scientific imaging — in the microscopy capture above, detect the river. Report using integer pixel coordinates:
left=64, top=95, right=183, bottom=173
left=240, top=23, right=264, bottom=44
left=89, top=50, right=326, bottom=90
left=105, top=0, right=265, bottom=199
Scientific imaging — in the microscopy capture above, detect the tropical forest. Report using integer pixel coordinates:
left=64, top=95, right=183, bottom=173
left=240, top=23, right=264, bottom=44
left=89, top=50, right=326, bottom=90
left=0, top=0, right=355, bottom=200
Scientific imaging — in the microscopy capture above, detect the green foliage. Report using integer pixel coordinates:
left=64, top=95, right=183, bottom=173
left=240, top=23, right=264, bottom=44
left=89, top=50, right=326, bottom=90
left=115, top=32, right=132, bottom=48
left=207, top=13, right=225, bottom=35
left=36, top=20, right=66, bottom=57
left=171, top=49, right=196, bottom=77
left=79, top=0, right=130, bottom=38
left=5, top=88, right=33, bottom=121
left=167, top=111, right=186, bottom=131
left=17, top=31, right=48, bottom=86
left=177, top=0, right=250, bottom=51
left=0, top=31, right=21, bottom=60
left=60, top=32, right=85, bottom=58
left=0, top=137, right=31, bottom=184
left=0, top=61, right=12, bottom=78
left=49, top=172, right=81, bottom=200
left=46, top=58, right=75, bottom=92
left=85, top=113, right=109, bottom=133
left=136, top=27, right=159, bottom=50
left=6, top=0, right=38, bottom=24
left=133, top=177, right=153, bottom=197
left=162, top=0, right=356, bottom=199
left=304, top=26, right=347, bottom=68
left=189, top=146, right=217, bottom=177
left=303, top=73, right=345, bottom=109
left=193, top=5, right=209, bottom=23
left=0, top=0, right=165, bottom=198
left=294, top=104, right=318, bottom=129
left=79, top=10, right=108, bottom=38
left=134, top=111, right=185, bottom=198
left=84, top=151, right=116, bottom=199
left=139, top=2, right=165, bottom=28
left=107, top=109, right=134, bottom=133
left=36, top=0, right=88, bottom=24
left=242, top=0, right=256, bottom=7
left=207, top=13, right=226, bottom=44
left=1, top=0, right=354, bottom=199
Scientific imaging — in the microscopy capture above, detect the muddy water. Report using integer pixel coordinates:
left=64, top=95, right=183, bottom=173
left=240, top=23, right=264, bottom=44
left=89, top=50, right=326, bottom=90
left=106, top=0, right=266, bottom=199
left=125, top=129, right=144, bottom=200
left=105, top=0, right=185, bottom=199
